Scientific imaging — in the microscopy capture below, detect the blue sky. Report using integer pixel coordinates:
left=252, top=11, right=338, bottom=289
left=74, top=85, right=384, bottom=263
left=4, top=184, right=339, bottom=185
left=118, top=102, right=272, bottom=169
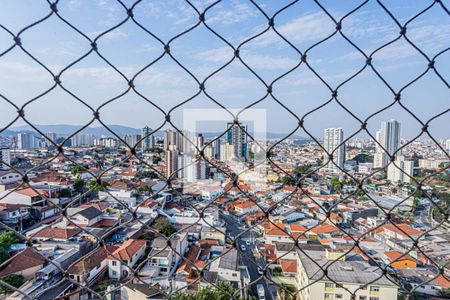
left=0, top=0, right=449, bottom=140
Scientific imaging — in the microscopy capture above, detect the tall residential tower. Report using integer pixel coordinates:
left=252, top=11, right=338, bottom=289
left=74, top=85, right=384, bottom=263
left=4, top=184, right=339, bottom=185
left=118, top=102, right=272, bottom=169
left=226, top=122, right=248, bottom=161
left=323, top=128, right=345, bottom=171
left=374, top=120, right=401, bottom=169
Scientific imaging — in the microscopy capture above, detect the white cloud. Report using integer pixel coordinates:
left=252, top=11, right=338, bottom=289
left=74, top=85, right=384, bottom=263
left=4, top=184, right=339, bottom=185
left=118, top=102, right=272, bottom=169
left=88, top=28, right=128, bottom=40
left=195, top=47, right=299, bottom=71
left=251, top=11, right=335, bottom=46
left=206, top=1, right=257, bottom=25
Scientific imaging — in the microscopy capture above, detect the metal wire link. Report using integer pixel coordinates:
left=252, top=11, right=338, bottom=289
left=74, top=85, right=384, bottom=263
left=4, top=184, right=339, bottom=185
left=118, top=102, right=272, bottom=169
left=0, top=0, right=449, bottom=299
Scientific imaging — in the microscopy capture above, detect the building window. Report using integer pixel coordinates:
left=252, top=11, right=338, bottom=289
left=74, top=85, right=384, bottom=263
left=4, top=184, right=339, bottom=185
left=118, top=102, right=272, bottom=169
left=324, top=293, right=334, bottom=299
left=369, top=297, right=378, bottom=300
left=335, top=294, right=343, bottom=299
left=370, top=286, right=380, bottom=292
left=359, top=297, right=367, bottom=300
left=325, top=283, right=335, bottom=289
left=112, top=261, right=117, bottom=266
left=232, top=273, right=237, bottom=277
left=112, top=271, right=117, bottom=275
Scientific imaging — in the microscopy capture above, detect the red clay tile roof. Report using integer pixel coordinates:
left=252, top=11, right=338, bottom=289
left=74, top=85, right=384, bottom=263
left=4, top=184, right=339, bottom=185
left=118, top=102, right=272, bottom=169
left=90, top=218, right=118, bottom=228
left=311, top=224, right=340, bottom=235
left=215, top=197, right=230, bottom=204
left=0, top=248, right=45, bottom=276
left=264, top=244, right=275, bottom=251
left=68, top=246, right=117, bottom=275
left=382, top=224, right=422, bottom=236
left=384, top=250, right=416, bottom=262
left=15, top=188, right=41, bottom=197
left=176, top=246, right=201, bottom=274
left=265, top=227, right=288, bottom=236
left=280, top=259, right=297, bottom=273
left=34, top=227, right=81, bottom=239
left=435, top=275, right=450, bottom=288
left=288, top=224, right=307, bottom=232
left=198, top=240, right=219, bottom=247
left=234, top=201, right=257, bottom=209
left=108, top=239, right=146, bottom=261
left=78, top=204, right=108, bottom=211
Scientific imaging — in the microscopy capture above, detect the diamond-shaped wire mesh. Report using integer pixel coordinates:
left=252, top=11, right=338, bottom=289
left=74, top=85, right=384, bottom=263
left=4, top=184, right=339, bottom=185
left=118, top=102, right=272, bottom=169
left=0, top=0, right=449, bottom=299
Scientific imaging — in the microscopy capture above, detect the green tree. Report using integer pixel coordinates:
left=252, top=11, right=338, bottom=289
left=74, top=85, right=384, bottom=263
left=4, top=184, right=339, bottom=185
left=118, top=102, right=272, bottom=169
left=73, top=178, right=85, bottom=193
left=171, top=281, right=255, bottom=300
left=0, top=231, right=22, bottom=246
left=70, top=165, right=87, bottom=176
left=96, top=161, right=104, bottom=170
left=0, top=249, right=9, bottom=265
left=87, top=179, right=110, bottom=192
left=138, top=185, right=153, bottom=194
left=153, top=217, right=176, bottom=237
left=137, top=170, right=159, bottom=180
left=329, top=177, right=343, bottom=191
left=150, top=147, right=163, bottom=154
left=0, top=231, right=22, bottom=265
left=152, top=156, right=162, bottom=165
left=281, top=164, right=312, bottom=186
left=0, top=274, right=24, bottom=293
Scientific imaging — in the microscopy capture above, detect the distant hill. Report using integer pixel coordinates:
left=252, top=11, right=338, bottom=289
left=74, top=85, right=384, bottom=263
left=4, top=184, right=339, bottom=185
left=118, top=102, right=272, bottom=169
left=6, top=124, right=308, bottom=140
left=8, top=124, right=140, bottom=136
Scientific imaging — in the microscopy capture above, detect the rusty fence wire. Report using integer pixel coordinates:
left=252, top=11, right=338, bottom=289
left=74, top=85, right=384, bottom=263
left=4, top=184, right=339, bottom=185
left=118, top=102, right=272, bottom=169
left=0, top=0, right=449, bottom=299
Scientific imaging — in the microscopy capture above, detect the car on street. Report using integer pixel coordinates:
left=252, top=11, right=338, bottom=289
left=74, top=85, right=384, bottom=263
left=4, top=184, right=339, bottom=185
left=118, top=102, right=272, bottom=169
left=257, top=267, right=264, bottom=275
left=257, top=284, right=265, bottom=300
left=240, top=244, right=247, bottom=251
left=246, top=240, right=251, bottom=246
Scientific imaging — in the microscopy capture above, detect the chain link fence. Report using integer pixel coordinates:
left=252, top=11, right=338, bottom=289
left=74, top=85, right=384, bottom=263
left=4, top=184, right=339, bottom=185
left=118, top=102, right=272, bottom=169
left=0, top=0, right=449, bottom=299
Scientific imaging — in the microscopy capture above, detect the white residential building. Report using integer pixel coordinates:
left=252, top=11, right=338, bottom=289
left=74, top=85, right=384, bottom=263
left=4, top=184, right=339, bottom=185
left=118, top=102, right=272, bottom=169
left=323, top=128, right=345, bottom=171
left=387, top=156, right=414, bottom=184
left=0, top=148, right=11, bottom=170
left=374, top=120, right=401, bottom=169
left=108, top=239, right=147, bottom=280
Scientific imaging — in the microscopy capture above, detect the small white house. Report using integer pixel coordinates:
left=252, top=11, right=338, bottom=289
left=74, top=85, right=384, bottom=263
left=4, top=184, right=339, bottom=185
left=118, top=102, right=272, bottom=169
left=108, top=239, right=146, bottom=280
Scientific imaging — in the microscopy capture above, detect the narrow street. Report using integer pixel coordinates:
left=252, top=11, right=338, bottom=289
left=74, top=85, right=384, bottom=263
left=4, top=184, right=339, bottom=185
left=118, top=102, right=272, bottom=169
left=221, top=212, right=275, bottom=300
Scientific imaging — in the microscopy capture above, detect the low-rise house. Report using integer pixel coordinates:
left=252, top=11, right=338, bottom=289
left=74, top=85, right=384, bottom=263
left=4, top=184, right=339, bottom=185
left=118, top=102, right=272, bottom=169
left=0, top=247, right=46, bottom=280
left=383, top=250, right=417, bottom=269
left=146, top=233, right=188, bottom=277
left=0, top=203, right=31, bottom=232
left=375, top=223, right=423, bottom=241
left=65, top=206, right=103, bottom=227
left=201, top=186, right=224, bottom=201
left=233, top=201, right=259, bottom=215
left=121, top=283, right=164, bottom=300
left=108, top=239, right=147, bottom=280
left=399, top=268, right=450, bottom=297
left=68, top=246, right=117, bottom=286
left=0, top=188, right=46, bottom=207
left=264, top=224, right=308, bottom=245
left=0, top=170, right=21, bottom=185
left=31, top=227, right=81, bottom=242
left=209, top=248, right=250, bottom=296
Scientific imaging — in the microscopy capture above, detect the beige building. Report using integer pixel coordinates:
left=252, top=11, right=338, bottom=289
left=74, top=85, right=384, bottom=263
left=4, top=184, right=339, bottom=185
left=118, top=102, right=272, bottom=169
left=295, top=246, right=398, bottom=300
